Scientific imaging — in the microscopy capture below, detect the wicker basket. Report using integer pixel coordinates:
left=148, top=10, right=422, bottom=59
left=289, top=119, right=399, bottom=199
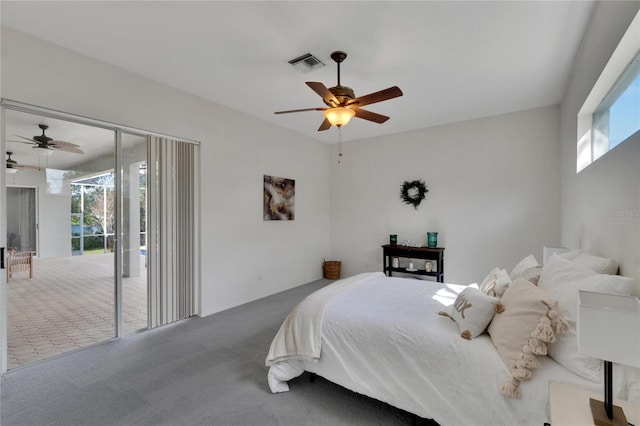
left=322, top=260, right=342, bottom=280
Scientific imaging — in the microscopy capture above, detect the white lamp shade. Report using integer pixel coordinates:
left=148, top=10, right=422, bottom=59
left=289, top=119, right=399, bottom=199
left=578, top=290, right=640, bottom=368
left=323, top=107, right=355, bottom=127
left=5, top=167, right=17, bottom=174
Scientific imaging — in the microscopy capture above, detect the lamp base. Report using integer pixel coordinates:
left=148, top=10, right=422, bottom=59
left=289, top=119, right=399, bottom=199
left=589, top=398, right=628, bottom=426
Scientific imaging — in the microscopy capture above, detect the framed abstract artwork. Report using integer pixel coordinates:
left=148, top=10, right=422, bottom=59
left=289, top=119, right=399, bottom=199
left=263, top=175, right=295, bottom=220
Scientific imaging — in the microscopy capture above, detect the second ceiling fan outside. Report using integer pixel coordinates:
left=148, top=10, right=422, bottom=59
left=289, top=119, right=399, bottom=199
left=10, top=124, right=84, bottom=155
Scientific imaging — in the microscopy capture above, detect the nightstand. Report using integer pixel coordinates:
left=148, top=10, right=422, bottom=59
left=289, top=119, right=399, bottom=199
left=549, top=380, right=640, bottom=426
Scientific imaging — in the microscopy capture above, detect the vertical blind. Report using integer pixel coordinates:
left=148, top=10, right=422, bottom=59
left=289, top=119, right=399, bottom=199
left=147, top=136, right=200, bottom=327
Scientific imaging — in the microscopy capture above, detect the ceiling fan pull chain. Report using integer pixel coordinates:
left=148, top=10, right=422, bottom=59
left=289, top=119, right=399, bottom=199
left=338, top=127, right=343, bottom=164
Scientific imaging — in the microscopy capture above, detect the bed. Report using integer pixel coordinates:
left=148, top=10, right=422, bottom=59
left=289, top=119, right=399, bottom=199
left=266, top=253, right=640, bottom=426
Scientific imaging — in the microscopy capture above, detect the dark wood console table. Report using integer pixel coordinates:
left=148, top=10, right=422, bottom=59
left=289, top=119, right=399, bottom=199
left=382, top=245, right=445, bottom=283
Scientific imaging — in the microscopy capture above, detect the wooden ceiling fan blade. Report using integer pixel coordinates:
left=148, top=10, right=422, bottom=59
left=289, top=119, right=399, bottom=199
left=317, top=118, right=332, bottom=131
left=354, top=108, right=390, bottom=124
left=14, top=135, right=37, bottom=144
left=51, top=139, right=81, bottom=148
left=274, top=107, right=326, bottom=115
left=49, top=141, right=84, bottom=154
left=347, top=86, right=403, bottom=108
left=16, top=164, right=42, bottom=171
left=8, top=140, right=36, bottom=146
left=306, top=82, right=340, bottom=107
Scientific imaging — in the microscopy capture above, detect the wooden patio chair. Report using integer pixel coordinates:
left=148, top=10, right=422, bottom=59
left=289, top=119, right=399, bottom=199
left=6, top=249, right=34, bottom=281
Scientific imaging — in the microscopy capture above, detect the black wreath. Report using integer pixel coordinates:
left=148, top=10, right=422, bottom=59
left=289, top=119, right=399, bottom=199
left=400, top=179, right=428, bottom=209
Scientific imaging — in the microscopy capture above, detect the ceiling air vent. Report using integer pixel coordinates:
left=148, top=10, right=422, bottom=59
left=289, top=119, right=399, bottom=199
left=288, top=53, right=325, bottom=73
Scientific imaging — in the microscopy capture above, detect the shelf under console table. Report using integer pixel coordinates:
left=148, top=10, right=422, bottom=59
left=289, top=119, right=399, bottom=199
left=381, top=244, right=445, bottom=283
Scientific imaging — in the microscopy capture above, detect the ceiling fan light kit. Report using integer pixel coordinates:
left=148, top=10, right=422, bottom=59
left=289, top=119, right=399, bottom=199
left=323, top=107, right=355, bottom=127
left=275, top=51, right=403, bottom=131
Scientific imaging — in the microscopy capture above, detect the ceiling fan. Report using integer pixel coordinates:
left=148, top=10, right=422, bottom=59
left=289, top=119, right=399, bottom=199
left=275, top=51, right=403, bottom=131
left=10, top=124, right=84, bottom=155
left=5, top=152, right=42, bottom=174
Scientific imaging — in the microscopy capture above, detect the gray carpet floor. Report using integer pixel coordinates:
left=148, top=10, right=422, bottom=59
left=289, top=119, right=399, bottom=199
left=1, top=278, right=436, bottom=426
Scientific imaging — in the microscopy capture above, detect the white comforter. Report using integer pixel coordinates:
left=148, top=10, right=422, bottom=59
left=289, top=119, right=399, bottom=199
left=266, top=272, right=384, bottom=367
left=267, top=275, right=607, bottom=426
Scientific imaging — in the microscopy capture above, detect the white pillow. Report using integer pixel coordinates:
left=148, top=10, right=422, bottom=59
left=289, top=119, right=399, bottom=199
left=479, top=267, right=511, bottom=298
left=543, top=246, right=568, bottom=265
left=447, top=287, right=500, bottom=339
left=623, top=365, right=640, bottom=404
left=558, top=250, right=618, bottom=274
left=571, top=253, right=619, bottom=275
left=538, top=255, right=634, bottom=382
left=558, top=249, right=582, bottom=261
left=509, top=254, right=539, bottom=280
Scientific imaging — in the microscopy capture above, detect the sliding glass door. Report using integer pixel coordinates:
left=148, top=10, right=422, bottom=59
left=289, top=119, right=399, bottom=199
left=121, top=132, right=148, bottom=334
left=3, top=108, right=118, bottom=369
left=1, top=101, right=199, bottom=372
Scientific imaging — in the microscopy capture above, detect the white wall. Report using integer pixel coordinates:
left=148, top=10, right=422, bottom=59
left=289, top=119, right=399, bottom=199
left=330, top=105, right=561, bottom=284
left=1, top=27, right=331, bottom=316
left=6, top=169, right=71, bottom=259
left=560, top=1, right=640, bottom=294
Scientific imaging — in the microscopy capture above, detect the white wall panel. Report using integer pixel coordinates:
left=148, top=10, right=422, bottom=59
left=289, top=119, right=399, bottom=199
left=329, top=106, right=562, bottom=285
left=560, top=1, right=640, bottom=294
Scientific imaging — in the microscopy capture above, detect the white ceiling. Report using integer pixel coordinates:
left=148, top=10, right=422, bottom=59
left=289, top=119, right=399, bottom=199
left=1, top=1, right=596, bottom=144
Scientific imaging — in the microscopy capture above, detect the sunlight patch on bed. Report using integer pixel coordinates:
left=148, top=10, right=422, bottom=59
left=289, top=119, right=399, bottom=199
left=432, top=283, right=467, bottom=307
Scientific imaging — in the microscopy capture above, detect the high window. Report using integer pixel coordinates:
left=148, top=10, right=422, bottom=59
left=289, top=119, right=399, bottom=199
left=592, top=53, right=640, bottom=151
left=577, top=11, right=640, bottom=172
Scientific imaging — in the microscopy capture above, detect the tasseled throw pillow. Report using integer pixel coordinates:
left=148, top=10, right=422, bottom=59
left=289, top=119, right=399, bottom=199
left=487, top=278, right=568, bottom=399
